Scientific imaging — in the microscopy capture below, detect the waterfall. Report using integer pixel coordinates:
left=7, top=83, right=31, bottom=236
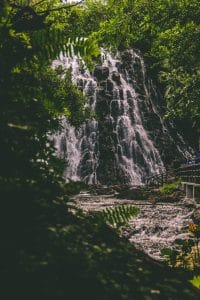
left=52, top=49, right=189, bottom=185
left=53, top=55, right=99, bottom=184
left=100, top=50, right=164, bottom=184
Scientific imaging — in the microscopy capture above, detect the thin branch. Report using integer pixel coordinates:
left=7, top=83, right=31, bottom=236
left=37, top=0, right=85, bottom=14
left=10, top=0, right=85, bottom=12
left=9, top=0, right=46, bottom=8
left=32, top=0, right=47, bottom=8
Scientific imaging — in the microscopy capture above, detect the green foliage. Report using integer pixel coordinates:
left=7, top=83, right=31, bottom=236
left=70, top=0, right=200, bottom=132
left=0, top=0, right=98, bottom=190
left=32, top=29, right=99, bottom=62
left=1, top=1, right=200, bottom=299
left=0, top=0, right=98, bottom=289
left=190, top=275, right=200, bottom=289
left=65, top=181, right=88, bottom=196
left=94, top=205, right=139, bottom=229
left=160, top=247, right=180, bottom=268
left=161, top=225, right=200, bottom=270
left=159, top=182, right=179, bottom=194
left=161, top=239, right=194, bottom=269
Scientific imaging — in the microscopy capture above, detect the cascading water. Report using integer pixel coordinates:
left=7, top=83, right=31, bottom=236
left=53, top=49, right=189, bottom=185
left=53, top=56, right=99, bottom=184
left=72, top=191, right=194, bottom=260
left=100, top=50, right=164, bottom=184
left=53, top=122, right=82, bottom=181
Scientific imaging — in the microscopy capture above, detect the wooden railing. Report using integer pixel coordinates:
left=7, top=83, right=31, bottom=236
left=175, top=163, right=200, bottom=184
left=145, top=164, right=200, bottom=187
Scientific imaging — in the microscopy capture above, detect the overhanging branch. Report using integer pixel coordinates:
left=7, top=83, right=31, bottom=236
left=10, top=0, right=85, bottom=14
left=37, top=0, right=85, bottom=14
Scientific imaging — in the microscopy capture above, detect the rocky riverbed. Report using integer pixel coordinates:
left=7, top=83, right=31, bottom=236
left=71, top=186, right=199, bottom=260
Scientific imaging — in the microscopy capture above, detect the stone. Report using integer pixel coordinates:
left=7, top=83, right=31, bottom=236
left=111, top=71, right=121, bottom=85
left=93, top=65, right=109, bottom=80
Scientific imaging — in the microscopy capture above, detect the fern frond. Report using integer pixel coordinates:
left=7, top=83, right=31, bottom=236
left=31, top=29, right=99, bottom=62
left=95, top=205, right=139, bottom=229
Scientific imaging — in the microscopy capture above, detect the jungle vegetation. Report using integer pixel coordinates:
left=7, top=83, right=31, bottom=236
left=0, top=1, right=200, bottom=299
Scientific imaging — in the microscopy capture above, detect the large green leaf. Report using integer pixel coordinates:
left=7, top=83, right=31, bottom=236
left=31, top=28, right=99, bottom=62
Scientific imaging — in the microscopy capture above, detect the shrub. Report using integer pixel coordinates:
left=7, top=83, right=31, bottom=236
left=159, top=182, right=179, bottom=194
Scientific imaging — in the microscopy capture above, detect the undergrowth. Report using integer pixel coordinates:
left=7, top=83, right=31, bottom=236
left=159, top=181, right=180, bottom=194
left=93, top=205, right=139, bottom=229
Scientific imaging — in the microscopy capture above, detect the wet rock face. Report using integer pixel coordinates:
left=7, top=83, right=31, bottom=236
left=94, top=66, right=109, bottom=80
left=111, top=71, right=121, bottom=85
left=53, top=49, right=191, bottom=185
left=92, top=50, right=188, bottom=184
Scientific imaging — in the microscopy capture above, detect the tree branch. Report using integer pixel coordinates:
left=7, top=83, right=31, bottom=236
left=10, top=0, right=85, bottom=14
left=37, top=0, right=85, bottom=14
left=32, top=0, right=48, bottom=8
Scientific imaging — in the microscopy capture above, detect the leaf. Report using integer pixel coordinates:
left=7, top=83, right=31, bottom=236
left=94, top=205, right=139, bottom=229
left=189, top=275, right=200, bottom=289
left=31, top=29, right=99, bottom=63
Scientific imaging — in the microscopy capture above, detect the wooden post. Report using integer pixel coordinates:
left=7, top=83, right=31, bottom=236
left=186, top=184, right=193, bottom=199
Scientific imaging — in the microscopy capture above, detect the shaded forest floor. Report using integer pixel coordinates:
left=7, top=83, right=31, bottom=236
left=1, top=184, right=200, bottom=300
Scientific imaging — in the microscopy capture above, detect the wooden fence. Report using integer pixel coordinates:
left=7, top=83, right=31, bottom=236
left=145, top=163, right=200, bottom=187
left=175, top=163, right=200, bottom=184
